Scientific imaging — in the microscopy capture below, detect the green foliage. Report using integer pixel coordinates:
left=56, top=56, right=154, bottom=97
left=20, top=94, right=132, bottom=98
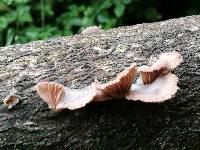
left=144, top=7, right=162, bottom=21
left=0, top=0, right=123, bottom=46
left=0, top=0, right=199, bottom=46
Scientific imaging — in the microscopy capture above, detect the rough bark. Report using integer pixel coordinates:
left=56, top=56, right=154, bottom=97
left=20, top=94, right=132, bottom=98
left=0, top=15, right=200, bottom=149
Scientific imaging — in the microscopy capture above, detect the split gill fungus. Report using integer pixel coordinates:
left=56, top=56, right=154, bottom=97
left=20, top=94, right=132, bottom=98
left=35, top=51, right=183, bottom=111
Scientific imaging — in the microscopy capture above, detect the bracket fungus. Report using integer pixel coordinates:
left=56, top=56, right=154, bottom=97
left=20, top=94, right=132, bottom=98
left=81, top=26, right=101, bottom=35
left=3, top=94, right=20, bottom=109
left=35, top=82, right=97, bottom=111
left=93, top=63, right=137, bottom=100
left=35, top=51, right=183, bottom=111
left=126, top=51, right=183, bottom=102
left=35, top=64, right=137, bottom=111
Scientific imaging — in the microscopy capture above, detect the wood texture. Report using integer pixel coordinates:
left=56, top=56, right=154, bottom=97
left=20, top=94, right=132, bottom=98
left=0, top=15, right=200, bottom=149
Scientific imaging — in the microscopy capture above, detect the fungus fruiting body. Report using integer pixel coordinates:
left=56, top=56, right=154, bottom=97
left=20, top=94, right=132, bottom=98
left=35, top=51, right=183, bottom=111
left=125, top=51, right=183, bottom=102
left=126, top=73, right=179, bottom=102
left=93, top=64, right=137, bottom=100
left=35, top=82, right=97, bottom=111
left=3, top=94, right=20, bottom=109
left=35, top=64, right=137, bottom=111
left=81, top=26, right=101, bottom=34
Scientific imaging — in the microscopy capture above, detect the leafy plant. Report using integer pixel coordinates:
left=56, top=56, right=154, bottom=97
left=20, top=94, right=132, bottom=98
left=0, top=0, right=199, bottom=46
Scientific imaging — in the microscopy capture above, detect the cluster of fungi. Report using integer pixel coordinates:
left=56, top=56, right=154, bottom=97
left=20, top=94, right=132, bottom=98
left=35, top=51, right=183, bottom=112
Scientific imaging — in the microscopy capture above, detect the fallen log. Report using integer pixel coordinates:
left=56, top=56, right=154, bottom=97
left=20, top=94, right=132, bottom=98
left=0, top=15, right=200, bottom=149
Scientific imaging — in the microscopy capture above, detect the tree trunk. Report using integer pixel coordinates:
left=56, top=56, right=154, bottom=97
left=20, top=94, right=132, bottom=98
left=0, top=15, right=200, bottom=149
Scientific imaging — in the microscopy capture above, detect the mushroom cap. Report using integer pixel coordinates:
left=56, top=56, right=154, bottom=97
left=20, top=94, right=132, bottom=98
left=94, top=63, right=137, bottom=99
left=138, top=51, right=182, bottom=84
left=81, top=26, right=101, bottom=34
left=35, top=82, right=65, bottom=110
left=3, top=94, right=19, bottom=109
left=56, top=86, right=97, bottom=110
left=126, top=73, right=179, bottom=102
left=35, top=82, right=98, bottom=110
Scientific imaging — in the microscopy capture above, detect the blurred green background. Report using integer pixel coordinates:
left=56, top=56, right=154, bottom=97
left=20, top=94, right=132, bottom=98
left=0, top=0, right=199, bottom=46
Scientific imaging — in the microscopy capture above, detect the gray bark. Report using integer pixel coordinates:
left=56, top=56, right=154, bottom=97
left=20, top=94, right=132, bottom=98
left=0, top=15, right=200, bottom=149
